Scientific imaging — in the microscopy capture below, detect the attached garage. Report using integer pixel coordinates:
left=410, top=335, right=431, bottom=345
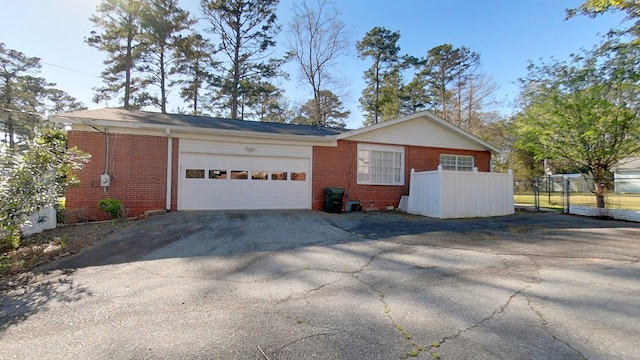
left=178, top=139, right=312, bottom=210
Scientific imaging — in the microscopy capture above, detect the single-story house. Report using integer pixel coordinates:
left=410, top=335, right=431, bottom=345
left=51, top=109, right=500, bottom=222
left=614, top=158, right=640, bottom=194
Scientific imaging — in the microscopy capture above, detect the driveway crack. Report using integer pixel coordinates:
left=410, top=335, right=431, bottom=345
left=267, top=315, right=382, bottom=357
left=434, top=285, right=529, bottom=350
left=304, top=279, right=341, bottom=295
left=525, top=295, right=588, bottom=360
left=350, top=253, right=428, bottom=358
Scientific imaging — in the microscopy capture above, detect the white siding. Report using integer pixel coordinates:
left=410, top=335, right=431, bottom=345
left=180, top=138, right=312, bottom=158
left=614, top=170, right=640, bottom=194
left=344, top=118, right=486, bottom=151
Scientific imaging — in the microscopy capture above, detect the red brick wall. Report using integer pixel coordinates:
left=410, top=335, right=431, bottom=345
left=312, top=140, right=491, bottom=211
left=66, top=131, right=178, bottom=222
left=67, top=131, right=491, bottom=220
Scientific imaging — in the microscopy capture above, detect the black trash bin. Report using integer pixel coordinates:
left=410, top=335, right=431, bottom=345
left=324, top=187, right=345, bottom=213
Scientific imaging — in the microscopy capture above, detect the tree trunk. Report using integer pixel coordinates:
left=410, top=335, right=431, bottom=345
left=314, top=89, right=322, bottom=127
left=193, top=89, right=198, bottom=114
left=124, top=8, right=134, bottom=109
left=440, top=79, right=447, bottom=121
left=595, top=181, right=606, bottom=209
left=193, top=64, right=200, bottom=114
left=7, top=114, right=15, bottom=151
left=4, top=82, right=16, bottom=150
left=374, top=57, right=380, bottom=124
left=160, top=49, right=166, bottom=113
left=231, top=15, right=242, bottom=120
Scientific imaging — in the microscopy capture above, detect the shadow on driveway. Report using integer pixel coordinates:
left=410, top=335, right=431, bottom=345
left=0, top=210, right=639, bottom=359
left=38, top=210, right=640, bottom=272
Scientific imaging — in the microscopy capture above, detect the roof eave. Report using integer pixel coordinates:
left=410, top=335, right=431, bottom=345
left=51, top=115, right=338, bottom=143
left=336, top=111, right=501, bottom=155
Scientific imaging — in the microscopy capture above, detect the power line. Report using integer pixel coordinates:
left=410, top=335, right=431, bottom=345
left=41, top=62, right=101, bottom=78
left=0, top=108, right=43, bottom=117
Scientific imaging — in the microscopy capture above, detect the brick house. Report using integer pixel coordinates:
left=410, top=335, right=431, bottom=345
left=51, top=109, right=499, bottom=222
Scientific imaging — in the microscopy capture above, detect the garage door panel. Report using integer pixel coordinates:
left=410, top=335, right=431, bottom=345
left=179, top=153, right=311, bottom=210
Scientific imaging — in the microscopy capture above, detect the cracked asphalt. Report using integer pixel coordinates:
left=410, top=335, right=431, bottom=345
left=1, top=210, right=639, bottom=359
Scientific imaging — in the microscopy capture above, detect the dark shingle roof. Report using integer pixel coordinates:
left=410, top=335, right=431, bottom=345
left=55, top=108, right=345, bottom=137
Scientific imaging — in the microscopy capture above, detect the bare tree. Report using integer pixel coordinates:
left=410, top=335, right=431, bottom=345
left=450, top=72, right=498, bottom=133
left=287, top=0, right=350, bottom=126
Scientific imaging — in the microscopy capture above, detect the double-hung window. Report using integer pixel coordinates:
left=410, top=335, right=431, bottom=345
left=357, top=144, right=404, bottom=185
left=439, top=154, right=474, bottom=171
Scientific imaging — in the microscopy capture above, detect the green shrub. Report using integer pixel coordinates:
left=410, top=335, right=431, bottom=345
left=55, top=198, right=66, bottom=224
left=0, top=128, right=89, bottom=248
left=98, top=198, right=123, bottom=219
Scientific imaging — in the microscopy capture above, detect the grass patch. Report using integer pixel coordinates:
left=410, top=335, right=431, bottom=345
left=514, top=193, right=640, bottom=211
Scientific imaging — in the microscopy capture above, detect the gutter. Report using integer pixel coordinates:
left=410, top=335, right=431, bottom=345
left=50, top=115, right=338, bottom=144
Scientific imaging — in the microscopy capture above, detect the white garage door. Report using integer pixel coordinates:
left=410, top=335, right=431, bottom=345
left=178, top=151, right=311, bottom=210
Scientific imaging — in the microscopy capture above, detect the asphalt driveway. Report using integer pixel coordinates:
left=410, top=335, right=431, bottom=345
left=1, top=210, right=639, bottom=359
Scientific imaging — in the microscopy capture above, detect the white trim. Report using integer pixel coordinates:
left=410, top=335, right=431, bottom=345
left=337, top=111, right=501, bottom=154
left=52, top=116, right=337, bottom=145
left=439, top=154, right=475, bottom=172
left=67, top=123, right=337, bottom=147
left=357, top=143, right=405, bottom=186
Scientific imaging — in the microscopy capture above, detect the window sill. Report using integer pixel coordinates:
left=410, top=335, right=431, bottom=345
left=357, top=182, right=405, bottom=186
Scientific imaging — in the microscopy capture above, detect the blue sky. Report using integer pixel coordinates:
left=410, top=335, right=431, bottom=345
left=0, top=0, right=626, bottom=128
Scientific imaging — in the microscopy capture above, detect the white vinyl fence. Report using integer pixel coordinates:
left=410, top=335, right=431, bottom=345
left=408, top=166, right=514, bottom=219
left=569, top=205, right=640, bottom=222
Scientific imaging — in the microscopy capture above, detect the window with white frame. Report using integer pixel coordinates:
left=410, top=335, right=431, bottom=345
left=357, top=144, right=404, bottom=185
left=439, top=154, right=474, bottom=171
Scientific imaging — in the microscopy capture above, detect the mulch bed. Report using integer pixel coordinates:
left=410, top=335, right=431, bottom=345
left=1, top=220, right=133, bottom=283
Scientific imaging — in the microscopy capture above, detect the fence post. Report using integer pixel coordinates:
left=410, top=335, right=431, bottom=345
left=508, top=170, right=514, bottom=215
left=437, top=165, right=443, bottom=218
left=563, top=175, right=570, bottom=214
left=408, top=168, right=415, bottom=213
left=473, top=167, right=479, bottom=217
left=533, top=178, right=540, bottom=211
left=548, top=174, right=551, bottom=207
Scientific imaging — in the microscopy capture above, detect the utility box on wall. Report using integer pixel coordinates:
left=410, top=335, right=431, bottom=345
left=100, top=174, right=111, bottom=187
left=345, top=200, right=361, bottom=212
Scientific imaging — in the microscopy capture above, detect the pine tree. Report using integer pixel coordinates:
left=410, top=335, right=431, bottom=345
left=0, top=43, right=49, bottom=150
left=172, top=33, right=219, bottom=116
left=201, top=0, right=282, bottom=119
left=138, top=0, right=195, bottom=113
left=356, top=27, right=402, bottom=125
left=293, top=90, right=349, bottom=128
left=87, top=0, right=146, bottom=108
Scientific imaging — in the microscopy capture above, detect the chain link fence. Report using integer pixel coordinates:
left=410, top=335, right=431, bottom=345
left=514, top=174, right=640, bottom=212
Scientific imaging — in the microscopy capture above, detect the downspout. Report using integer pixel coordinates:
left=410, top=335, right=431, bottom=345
left=166, top=128, right=172, bottom=211
left=104, top=128, right=109, bottom=175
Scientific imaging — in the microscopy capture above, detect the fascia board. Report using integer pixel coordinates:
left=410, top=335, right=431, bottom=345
left=51, top=115, right=338, bottom=145
left=337, top=111, right=501, bottom=154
